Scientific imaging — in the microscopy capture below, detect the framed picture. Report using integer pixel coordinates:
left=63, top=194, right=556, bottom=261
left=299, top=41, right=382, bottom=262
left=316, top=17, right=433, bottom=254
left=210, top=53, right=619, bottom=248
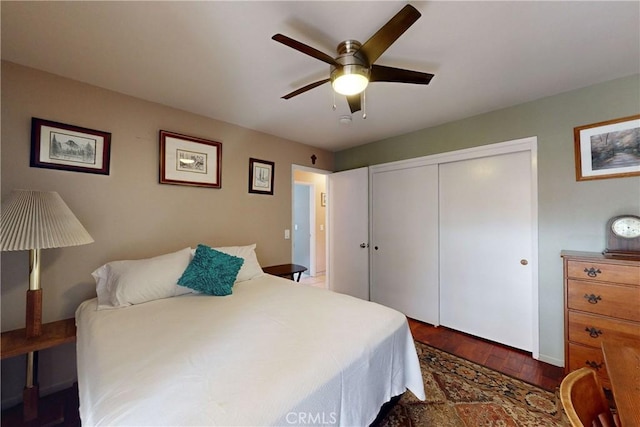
left=574, top=115, right=640, bottom=181
left=160, top=130, right=222, bottom=188
left=248, top=158, right=275, bottom=195
left=321, top=192, right=327, bottom=207
left=31, top=117, right=111, bottom=175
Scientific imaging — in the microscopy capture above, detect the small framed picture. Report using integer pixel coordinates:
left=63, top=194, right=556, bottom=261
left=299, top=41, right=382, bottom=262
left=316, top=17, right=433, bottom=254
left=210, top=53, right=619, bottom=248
left=160, top=130, right=222, bottom=188
left=574, top=115, right=640, bottom=181
left=321, top=192, right=327, bottom=207
left=30, top=117, right=111, bottom=175
left=249, top=158, right=275, bottom=195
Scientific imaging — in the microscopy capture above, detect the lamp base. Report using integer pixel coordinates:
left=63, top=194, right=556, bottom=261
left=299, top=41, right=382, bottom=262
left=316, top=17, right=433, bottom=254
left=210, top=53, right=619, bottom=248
left=26, top=289, right=43, bottom=338
left=23, top=383, right=39, bottom=421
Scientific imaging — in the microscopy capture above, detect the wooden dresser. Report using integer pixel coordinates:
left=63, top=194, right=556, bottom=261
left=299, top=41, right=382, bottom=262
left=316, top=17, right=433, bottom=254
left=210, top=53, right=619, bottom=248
left=561, top=250, right=640, bottom=389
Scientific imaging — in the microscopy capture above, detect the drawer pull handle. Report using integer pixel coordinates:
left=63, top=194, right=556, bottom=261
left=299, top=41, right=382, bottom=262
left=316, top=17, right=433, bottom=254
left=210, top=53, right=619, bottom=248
left=585, top=327, right=603, bottom=338
left=583, top=267, right=601, bottom=278
left=583, top=294, right=602, bottom=304
left=585, top=360, right=604, bottom=371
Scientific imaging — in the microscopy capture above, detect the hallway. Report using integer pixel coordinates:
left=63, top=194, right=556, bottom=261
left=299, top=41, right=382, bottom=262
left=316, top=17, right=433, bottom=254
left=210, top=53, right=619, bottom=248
left=299, top=274, right=326, bottom=289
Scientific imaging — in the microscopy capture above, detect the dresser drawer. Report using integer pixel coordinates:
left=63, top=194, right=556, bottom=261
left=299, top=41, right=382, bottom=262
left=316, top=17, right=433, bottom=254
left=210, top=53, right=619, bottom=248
left=567, top=342, right=611, bottom=389
left=568, top=311, right=640, bottom=347
left=567, top=279, right=640, bottom=321
left=566, top=260, right=640, bottom=285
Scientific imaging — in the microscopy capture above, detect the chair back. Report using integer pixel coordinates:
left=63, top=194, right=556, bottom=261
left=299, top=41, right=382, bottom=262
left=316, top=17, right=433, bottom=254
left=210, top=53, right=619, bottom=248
left=560, top=367, right=617, bottom=427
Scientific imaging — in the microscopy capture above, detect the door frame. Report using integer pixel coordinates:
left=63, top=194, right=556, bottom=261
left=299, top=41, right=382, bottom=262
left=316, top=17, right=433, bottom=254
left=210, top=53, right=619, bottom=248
left=291, top=165, right=332, bottom=278
left=369, top=137, right=539, bottom=358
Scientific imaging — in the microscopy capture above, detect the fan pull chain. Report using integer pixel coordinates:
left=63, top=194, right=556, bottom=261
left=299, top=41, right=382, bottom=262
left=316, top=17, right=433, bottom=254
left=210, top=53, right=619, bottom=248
left=332, top=90, right=336, bottom=111
left=362, top=91, right=367, bottom=119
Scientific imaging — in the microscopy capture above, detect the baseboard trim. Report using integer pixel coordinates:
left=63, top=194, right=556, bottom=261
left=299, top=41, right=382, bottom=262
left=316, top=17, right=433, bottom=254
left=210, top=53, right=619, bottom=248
left=537, top=354, right=564, bottom=368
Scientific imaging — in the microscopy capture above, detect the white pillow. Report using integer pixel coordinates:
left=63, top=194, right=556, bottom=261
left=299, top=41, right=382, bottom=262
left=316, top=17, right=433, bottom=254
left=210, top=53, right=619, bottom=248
left=92, top=247, right=193, bottom=310
left=191, top=244, right=264, bottom=283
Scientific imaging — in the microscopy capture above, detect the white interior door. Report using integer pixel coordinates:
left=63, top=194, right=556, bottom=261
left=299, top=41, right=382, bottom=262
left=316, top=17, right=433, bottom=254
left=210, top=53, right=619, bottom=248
left=370, top=164, right=439, bottom=325
left=439, top=150, right=534, bottom=351
left=328, top=167, right=369, bottom=300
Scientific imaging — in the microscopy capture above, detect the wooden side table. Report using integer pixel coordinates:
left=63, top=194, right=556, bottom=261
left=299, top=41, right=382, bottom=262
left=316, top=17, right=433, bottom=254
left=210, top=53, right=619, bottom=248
left=1, top=318, right=76, bottom=423
left=263, top=264, right=308, bottom=282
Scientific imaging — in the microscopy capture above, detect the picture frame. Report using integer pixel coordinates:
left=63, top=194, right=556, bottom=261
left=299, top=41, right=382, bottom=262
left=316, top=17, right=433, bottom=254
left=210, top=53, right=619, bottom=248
left=159, top=130, right=222, bottom=188
left=30, top=117, right=111, bottom=175
left=248, top=158, right=275, bottom=195
left=574, top=115, right=640, bottom=181
left=321, top=192, right=327, bottom=207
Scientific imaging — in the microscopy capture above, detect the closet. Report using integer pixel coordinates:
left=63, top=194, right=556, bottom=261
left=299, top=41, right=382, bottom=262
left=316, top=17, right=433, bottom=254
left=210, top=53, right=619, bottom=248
left=369, top=138, right=538, bottom=354
left=370, top=164, right=439, bottom=325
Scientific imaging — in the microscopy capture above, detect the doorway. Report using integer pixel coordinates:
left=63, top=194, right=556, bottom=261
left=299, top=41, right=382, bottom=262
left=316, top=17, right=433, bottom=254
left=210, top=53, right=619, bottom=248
left=292, top=165, right=330, bottom=287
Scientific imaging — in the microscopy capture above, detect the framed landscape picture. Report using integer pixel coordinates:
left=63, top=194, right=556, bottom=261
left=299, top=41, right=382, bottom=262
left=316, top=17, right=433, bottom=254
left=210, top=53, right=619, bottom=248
left=574, top=115, right=640, bottom=181
left=31, top=117, right=111, bottom=175
left=160, top=130, right=222, bottom=188
left=248, top=158, right=275, bottom=195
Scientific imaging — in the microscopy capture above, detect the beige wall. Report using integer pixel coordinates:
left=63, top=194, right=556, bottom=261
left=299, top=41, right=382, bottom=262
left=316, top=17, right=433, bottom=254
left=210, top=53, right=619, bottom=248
left=293, top=169, right=328, bottom=274
left=0, top=61, right=334, bottom=406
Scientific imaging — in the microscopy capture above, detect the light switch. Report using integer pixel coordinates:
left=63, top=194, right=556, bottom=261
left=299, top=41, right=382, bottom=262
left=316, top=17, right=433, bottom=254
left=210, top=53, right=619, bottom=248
left=284, top=229, right=290, bottom=239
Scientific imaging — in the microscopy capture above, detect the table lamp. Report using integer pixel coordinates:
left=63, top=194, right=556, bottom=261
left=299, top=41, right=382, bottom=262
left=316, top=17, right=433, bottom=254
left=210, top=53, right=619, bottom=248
left=1, top=189, right=94, bottom=419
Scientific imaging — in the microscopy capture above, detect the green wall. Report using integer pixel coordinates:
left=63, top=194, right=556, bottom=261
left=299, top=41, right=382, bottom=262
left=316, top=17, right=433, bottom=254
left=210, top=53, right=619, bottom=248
left=336, top=74, right=640, bottom=366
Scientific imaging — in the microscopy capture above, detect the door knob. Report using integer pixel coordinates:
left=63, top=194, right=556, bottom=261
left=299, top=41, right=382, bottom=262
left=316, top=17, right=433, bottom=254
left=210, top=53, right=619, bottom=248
left=359, top=243, right=369, bottom=248
left=520, top=259, right=528, bottom=265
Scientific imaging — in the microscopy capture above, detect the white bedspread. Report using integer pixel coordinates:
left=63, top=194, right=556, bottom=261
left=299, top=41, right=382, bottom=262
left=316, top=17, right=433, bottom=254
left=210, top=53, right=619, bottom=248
left=76, top=274, right=425, bottom=426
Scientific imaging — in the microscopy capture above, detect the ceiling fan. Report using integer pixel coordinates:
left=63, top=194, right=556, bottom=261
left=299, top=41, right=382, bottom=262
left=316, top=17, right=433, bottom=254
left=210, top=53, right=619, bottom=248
left=272, top=4, right=434, bottom=116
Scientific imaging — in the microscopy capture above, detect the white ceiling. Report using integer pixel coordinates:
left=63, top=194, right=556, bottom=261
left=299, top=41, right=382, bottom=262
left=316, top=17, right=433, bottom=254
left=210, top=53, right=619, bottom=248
left=2, top=1, right=639, bottom=152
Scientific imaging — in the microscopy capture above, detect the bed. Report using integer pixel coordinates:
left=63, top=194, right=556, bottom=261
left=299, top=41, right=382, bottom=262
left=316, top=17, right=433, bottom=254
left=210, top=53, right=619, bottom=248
left=75, top=245, right=425, bottom=426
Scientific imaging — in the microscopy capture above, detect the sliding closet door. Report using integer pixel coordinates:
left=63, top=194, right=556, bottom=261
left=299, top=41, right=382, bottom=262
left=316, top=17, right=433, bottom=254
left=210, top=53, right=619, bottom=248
left=370, top=164, right=439, bottom=325
left=439, top=151, right=533, bottom=351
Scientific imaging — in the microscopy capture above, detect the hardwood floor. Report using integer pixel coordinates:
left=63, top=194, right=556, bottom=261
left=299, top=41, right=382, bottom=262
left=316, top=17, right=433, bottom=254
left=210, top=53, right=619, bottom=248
left=1, top=384, right=79, bottom=427
left=408, top=317, right=565, bottom=391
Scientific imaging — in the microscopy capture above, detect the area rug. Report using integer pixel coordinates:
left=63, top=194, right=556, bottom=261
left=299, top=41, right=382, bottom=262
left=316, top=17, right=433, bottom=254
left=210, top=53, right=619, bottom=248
left=375, top=341, right=564, bottom=427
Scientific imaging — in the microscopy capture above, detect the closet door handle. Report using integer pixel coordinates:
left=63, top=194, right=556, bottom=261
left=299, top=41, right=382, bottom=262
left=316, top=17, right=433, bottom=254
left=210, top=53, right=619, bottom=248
left=359, top=243, right=369, bottom=248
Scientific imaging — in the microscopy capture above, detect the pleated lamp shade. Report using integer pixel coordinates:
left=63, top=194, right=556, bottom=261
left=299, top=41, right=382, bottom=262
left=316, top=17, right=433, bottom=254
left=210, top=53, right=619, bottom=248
left=1, top=190, right=94, bottom=251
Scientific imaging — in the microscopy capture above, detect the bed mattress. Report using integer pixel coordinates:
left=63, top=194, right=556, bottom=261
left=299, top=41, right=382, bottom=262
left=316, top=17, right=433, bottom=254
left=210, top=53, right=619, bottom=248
left=76, top=274, right=425, bottom=426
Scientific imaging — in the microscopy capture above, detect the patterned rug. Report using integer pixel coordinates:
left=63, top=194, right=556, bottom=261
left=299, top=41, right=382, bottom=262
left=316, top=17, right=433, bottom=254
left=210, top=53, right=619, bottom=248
left=374, top=341, right=564, bottom=427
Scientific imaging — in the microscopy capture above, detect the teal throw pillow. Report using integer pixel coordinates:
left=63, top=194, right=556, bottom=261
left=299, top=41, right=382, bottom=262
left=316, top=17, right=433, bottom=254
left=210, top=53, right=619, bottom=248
left=178, top=244, right=244, bottom=296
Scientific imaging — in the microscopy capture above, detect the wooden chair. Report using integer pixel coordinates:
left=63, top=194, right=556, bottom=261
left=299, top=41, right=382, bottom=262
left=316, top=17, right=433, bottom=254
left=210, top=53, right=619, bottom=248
left=560, top=367, right=620, bottom=427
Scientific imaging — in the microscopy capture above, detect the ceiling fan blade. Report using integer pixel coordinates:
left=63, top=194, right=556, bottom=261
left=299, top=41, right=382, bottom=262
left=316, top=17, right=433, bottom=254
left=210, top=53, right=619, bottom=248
left=272, top=34, right=340, bottom=67
left=358, top=5, right=421, bottom=64
left=347, top=94, right=361, bottom=113
left=282, top=78, right=330, bottom=99
left=370, top=65, right=434, bottom=85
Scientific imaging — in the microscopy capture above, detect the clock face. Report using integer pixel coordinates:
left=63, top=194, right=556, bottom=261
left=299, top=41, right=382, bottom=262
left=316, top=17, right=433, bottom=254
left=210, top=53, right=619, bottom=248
left=611, top=216, right=640, bottom=239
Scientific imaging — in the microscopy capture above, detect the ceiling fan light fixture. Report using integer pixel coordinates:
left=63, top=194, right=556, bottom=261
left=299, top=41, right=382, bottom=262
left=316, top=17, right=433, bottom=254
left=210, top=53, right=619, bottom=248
left=331, top=64, right=370, bottom=96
